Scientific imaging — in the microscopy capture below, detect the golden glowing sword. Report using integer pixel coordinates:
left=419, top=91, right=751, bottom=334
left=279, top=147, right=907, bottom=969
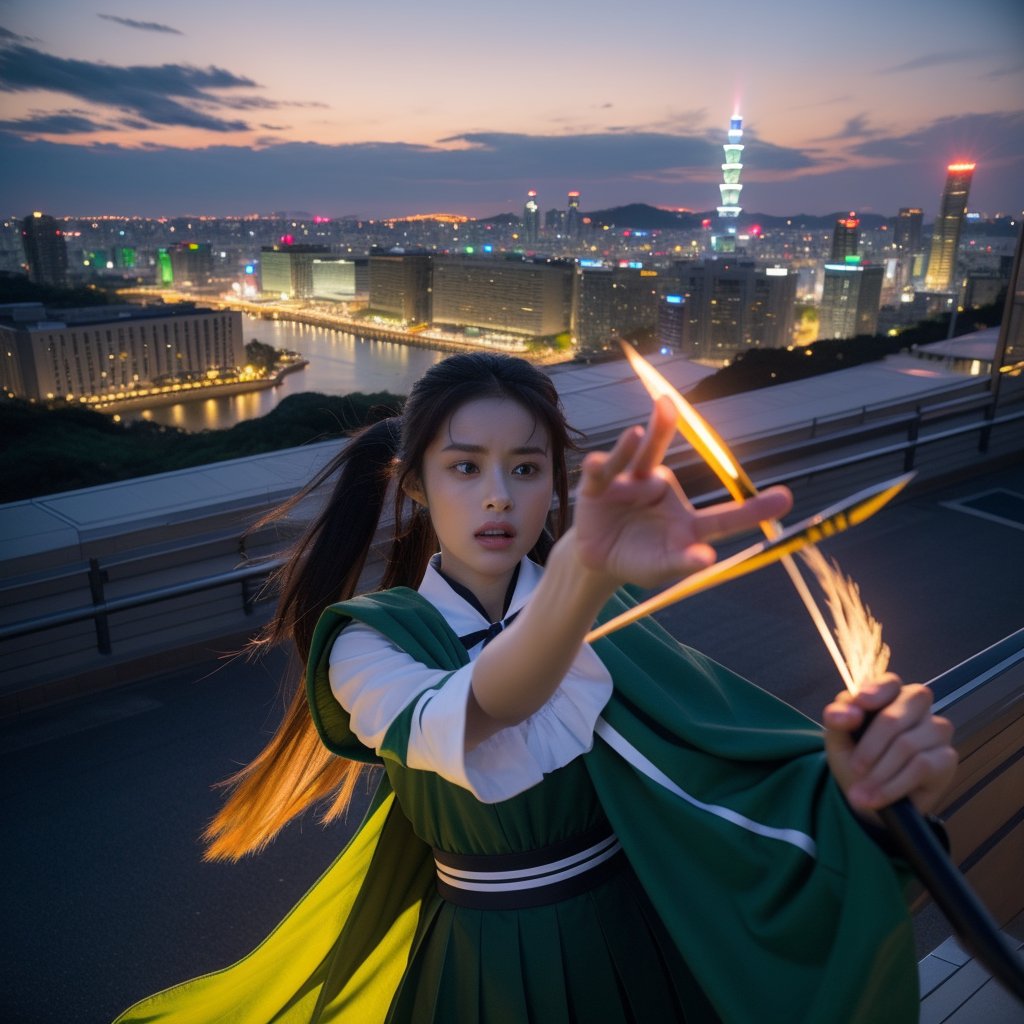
left=612, top=345, right=1024, bottom=1003
left=586, top=472, right=912, bottom=642
left=618, top=342, right=863, bottom=688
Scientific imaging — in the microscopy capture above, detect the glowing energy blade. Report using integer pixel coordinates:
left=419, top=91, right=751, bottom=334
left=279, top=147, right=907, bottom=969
left=619, top=342, right=859, bottom=689
left=586, top=473, right=913, bottom=643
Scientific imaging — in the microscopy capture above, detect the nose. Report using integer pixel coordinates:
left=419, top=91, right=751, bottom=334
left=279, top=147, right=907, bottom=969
left=484, top=471, right=513, bottom=511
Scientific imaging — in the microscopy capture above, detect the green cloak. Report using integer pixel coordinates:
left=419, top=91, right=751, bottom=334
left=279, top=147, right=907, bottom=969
left=114, top=587, right=917, bottom=1023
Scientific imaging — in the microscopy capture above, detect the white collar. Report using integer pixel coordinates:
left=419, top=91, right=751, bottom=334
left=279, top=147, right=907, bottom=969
left=418, top=557, right=543, bottom=636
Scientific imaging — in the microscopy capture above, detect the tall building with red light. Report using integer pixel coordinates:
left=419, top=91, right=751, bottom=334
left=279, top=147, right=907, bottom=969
left=924, top=162, right=975, bottom=293
left=830, top=214, right=860, bottom=261
left=713, top=116, right=744, bottom=254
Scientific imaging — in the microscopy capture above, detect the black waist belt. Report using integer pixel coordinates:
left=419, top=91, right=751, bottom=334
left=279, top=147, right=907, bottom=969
left=433, top=822, right=624, bottom=910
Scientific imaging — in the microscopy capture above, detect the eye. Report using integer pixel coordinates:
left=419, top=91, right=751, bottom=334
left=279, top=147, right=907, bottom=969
left=451, top=461, right=478, bottom=475
left=512, top=462, right=540, bottom=477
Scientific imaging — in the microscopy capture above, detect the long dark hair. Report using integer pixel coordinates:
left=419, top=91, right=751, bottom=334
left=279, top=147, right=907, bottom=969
left=204, top=353, right=578, bottom=859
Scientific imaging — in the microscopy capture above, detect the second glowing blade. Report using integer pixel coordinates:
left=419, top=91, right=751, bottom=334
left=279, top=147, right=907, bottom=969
left=586, top=472, right=914, bottom=643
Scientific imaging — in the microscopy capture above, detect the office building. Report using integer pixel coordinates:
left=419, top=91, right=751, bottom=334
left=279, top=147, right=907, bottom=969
left=566, top=192, right=582, bottom=240
left=818, top=262, right=885, bottom=340
left=574, top=265, right=660, bottom=353
left=924, top=162, right=975, bottom=293
left=992, top=224, right=1023, bottom=401
left=672, top=261, right=796, bottom=361
left=369, top=253, right=432, bottom=323
left=20, top=212, right=68, bottom=287
left=523, top=191, right=540, bottom=246
left=167, top=242, right=214, bottom=287
left=311, top=258, right=357, bottom=301
left=713, top=116, right=744, bottom=254
left=431, top=257, right=573, bottom=338
left=0, top=302, right=244, bottom=402
left=895, top=208, right=924, bottom=254
left=259, top=244, right=331, bottom=299
left=830, top=215, right=860, bottom=261
left=657, top=293, right=687, bottom=351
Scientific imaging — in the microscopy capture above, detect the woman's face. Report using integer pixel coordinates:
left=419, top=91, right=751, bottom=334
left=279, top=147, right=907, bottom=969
left=408, top=397, right=554, bottom=611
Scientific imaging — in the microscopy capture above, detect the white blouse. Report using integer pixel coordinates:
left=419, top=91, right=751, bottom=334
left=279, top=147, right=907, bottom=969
left=328, top=558, right=614, bottom=803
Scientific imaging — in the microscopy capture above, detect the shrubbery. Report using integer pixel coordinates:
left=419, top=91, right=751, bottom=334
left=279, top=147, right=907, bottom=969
left=0, top=391, right=403, bottom=503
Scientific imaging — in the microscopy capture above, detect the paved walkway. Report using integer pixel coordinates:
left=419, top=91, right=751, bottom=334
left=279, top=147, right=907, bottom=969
left=918, top=912, right=1024, bottom=1022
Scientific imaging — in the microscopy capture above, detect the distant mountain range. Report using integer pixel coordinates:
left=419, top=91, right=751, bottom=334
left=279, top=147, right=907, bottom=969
left=480, top=203, right=1017, bottom=234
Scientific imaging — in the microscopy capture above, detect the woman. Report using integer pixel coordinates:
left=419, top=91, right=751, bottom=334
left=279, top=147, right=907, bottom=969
left=116, top=353, right=955, bottom=1023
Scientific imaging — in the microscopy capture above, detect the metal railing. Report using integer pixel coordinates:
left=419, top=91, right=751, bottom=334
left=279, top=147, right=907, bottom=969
left=2, top=394, right=1022, bottom=659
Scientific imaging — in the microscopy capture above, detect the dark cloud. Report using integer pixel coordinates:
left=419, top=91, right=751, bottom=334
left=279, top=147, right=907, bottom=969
left=813, top=114, right=881, bottom=142
left=0, top=128, right=826, bottom=217
left=985, top=59, right=1024, bottom=79
left=97, top=14, right=183, bottom=35
left=0, top=111, right=107, bottom=134
left=880, top=50, right=985, bottom=74
left=849, top=109, right=1024, bottom=162
left=0, top=25, right=34, bottom=42
left=438, top=130, right=813, bottom=176
left=222, top=95, right=329, bottom=111
left=0, top=43, right=257, bottom=132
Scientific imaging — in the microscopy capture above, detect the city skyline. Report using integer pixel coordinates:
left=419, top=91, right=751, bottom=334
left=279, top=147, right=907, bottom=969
left=0, top=0, right=1022, bottom=219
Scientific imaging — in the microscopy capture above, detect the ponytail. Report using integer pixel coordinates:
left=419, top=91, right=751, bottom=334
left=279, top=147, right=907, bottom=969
left=204, top=353, right=577, bottom=860
left=204, top=416, right=420, bottom=861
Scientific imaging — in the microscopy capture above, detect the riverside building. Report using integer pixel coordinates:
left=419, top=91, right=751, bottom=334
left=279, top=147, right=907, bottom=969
left=0, top=302, right=244, bottom=404
left=430, top=256, right=573, bottom=339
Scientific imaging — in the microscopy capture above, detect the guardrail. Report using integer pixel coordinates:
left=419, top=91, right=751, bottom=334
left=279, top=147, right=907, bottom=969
left=2, top=400, right=1023, bottom=659
left=922, top=627, right=1024, bottom=929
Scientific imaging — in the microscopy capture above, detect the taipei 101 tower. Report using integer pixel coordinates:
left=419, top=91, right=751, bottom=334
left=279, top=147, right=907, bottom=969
left=713, top=115, right=744, bottom=254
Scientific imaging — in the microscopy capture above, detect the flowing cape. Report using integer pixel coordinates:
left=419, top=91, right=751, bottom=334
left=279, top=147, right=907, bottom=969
left=113, top=588, right=917, bottom=1024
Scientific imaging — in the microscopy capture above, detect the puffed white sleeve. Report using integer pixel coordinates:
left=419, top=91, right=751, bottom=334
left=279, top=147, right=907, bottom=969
left=328, top=622, right=614, bottom=803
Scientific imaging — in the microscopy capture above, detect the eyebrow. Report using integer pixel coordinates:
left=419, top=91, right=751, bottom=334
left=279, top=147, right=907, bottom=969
left=441, top=442, right=549, bottom=456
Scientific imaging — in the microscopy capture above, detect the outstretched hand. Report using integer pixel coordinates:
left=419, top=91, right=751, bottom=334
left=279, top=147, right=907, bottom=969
left=823, top=675, right=957, bottom=818
left=573, top=396, right=792, bottom=589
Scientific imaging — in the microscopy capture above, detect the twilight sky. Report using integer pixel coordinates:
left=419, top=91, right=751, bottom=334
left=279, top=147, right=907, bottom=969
left=0, top=0, right=1021, bottom=220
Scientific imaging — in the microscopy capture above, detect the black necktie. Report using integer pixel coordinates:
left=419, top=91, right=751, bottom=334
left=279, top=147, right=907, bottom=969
left=459, top=609, right=522, bottom=651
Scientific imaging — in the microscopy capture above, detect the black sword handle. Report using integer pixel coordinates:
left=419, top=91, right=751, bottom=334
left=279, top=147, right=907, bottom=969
left=876, top=796, right=1024, bottom=1002
left=852, top=710, right=1024, bottom=1003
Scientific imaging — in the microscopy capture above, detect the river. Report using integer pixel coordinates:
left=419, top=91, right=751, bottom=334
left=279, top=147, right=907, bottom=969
left=130, top=316, right=448, bottom=432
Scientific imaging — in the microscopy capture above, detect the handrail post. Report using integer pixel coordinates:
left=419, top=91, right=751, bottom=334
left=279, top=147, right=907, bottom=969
left=904, top=412, right=921, bottom=473
left=241, top=576, right=255, bottom=615
left=979, top=399, right=994, bottom=453
left=88, top=558, right=112, bottom=655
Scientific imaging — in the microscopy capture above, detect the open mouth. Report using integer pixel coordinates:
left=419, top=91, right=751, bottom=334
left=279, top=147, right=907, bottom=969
left=475, top=524, right=516, bottom=546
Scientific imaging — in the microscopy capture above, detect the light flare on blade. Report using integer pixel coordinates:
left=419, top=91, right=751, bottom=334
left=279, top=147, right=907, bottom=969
left=586, top=473, right=913, bottom=644
left=618, top=342, right=881, bottom=690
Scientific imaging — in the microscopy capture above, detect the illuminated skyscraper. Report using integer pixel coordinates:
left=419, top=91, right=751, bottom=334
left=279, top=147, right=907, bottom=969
left=523, top=190, right=540, bottom=245
left=713, top=116, right=744, bottom=254
left=818, top=262, right=884, bottom=340
left=566, top=191, right=582, bottom=239
left=830, top=214, right=860, bottom=261
left=895, top=207, right=923, bottom=253
left=20, top=211, right=68, bottom=287
left=924, top=162, right=975, bottom=293
left=673, top=260, right=796, bottom=359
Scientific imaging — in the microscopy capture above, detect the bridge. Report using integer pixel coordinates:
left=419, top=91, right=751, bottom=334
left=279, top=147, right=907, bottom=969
left=2, top=336, right=1022, bottom=1021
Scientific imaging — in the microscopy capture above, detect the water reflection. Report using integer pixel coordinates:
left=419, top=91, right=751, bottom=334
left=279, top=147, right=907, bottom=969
left=130, top=315, right=446, bottom=432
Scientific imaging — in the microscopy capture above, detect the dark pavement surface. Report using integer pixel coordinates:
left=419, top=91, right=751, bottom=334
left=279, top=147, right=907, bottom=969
left=3, top=458, right=1022, bottom=1023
